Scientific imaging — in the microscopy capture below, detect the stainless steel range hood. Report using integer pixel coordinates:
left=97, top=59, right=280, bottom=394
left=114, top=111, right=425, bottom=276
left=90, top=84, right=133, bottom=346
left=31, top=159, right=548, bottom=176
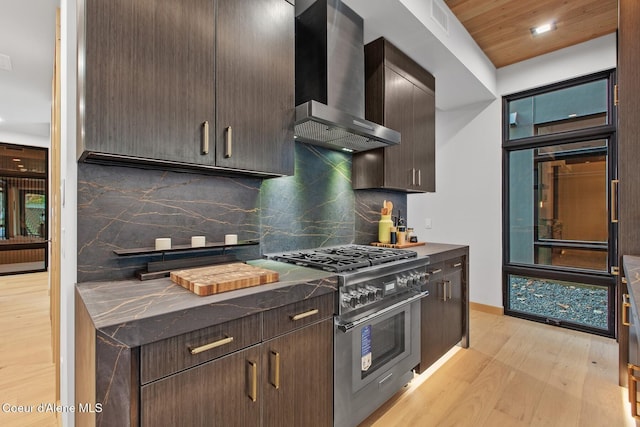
left=294, top=0, right=401, bottom=152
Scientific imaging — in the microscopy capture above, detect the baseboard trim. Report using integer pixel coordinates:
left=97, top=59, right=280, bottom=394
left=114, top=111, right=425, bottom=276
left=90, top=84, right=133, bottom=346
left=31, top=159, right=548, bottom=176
left=470, top=302, right=504, bottom=315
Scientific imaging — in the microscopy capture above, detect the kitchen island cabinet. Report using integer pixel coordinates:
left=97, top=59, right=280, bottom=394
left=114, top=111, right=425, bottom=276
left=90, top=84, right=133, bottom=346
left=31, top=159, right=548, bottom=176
left=75, top=260, right=336, bottom=426
left=618, top=0, right=640, bottom=387
left=78, top=0, right=294, bottom=177
left=623, top=255, right=640, bottom=418
left=353, top=37, right=435, bottom=192
left=413, top=243, right=469, bottom=373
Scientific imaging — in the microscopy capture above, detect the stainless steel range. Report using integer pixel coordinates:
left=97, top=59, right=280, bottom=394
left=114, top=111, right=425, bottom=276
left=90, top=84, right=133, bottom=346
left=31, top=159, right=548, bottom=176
left=270, top=245, right=429, bottom=427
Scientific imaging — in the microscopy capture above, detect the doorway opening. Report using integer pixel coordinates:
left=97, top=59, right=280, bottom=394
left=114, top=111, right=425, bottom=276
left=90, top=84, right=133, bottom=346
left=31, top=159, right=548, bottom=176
left=0, top=143, right=48, bottom=275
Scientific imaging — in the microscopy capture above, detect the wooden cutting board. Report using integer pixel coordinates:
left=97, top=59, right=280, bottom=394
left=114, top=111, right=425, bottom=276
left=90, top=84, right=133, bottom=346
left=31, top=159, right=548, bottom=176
left=170, top=263, right=279, bottom=296
left=371, top=241, right=426, bottom=249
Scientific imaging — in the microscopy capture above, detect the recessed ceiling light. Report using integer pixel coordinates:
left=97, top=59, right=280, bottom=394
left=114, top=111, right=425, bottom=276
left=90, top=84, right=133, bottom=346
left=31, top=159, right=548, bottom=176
left=530, top=22, right=556, bottom=36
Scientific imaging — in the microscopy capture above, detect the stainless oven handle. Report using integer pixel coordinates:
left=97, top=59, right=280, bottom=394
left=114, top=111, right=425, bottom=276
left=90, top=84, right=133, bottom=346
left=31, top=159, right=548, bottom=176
left=336, top=290, right=429, bottom=332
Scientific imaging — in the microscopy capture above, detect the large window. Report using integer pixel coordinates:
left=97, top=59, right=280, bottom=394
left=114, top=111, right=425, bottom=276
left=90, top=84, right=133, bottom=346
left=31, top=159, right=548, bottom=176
left=503, top=71, right=616, bottom=337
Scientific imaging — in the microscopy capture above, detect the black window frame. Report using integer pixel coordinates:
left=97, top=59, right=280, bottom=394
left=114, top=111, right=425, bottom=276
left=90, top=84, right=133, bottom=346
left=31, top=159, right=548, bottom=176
left=502, top=69, right=617, bottom=338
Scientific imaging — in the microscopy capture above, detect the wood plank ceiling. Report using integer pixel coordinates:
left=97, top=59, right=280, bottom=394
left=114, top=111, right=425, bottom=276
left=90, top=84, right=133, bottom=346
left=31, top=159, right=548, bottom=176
left=444, top=0, right=618, bottom=68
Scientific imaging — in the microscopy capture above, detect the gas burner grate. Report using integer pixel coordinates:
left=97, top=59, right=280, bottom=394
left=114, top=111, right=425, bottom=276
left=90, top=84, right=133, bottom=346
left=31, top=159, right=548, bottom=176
left=271, top=245, right=417, bottom=273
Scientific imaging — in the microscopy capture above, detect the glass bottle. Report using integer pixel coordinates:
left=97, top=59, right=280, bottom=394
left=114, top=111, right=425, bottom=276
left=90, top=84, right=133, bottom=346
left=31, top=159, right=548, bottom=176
left=378, top=214, right=393, bottom=244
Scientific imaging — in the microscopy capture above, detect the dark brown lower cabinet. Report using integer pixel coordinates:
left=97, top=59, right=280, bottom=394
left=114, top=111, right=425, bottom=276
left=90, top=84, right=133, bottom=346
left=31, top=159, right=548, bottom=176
left=141, top=319, right=333, bottom=427
left=138, top=294, right=333, bottom=427
left=262, top=319, right=333, bottom=427
left=417, top=255, right=466, bottom=373
left=141, top=346, right=262, bottom=427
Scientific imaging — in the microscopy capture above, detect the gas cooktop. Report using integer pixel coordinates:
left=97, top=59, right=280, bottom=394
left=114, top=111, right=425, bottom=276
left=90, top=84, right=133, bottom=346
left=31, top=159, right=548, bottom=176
left=268, top=244, right=417, bottom=273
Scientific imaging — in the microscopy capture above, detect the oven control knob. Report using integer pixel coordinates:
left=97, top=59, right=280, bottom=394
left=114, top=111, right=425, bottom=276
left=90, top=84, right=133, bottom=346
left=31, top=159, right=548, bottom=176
left=376, top=288, right=384, bottom=299
left=398, top=278, right=407, bottom=288
left=367, top=289, right=377, bottom=302
left=349, top=295, right=358, bottom=308
left=358, top=292, right=368, bottom=305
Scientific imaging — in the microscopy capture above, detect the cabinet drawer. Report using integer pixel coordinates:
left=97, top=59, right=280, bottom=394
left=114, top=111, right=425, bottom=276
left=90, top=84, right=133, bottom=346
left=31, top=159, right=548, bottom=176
left=445, top=257, right=464, bottom=272
left=141, top=313, right=262, bottom=384
left=263, top=293, right=334, bottom=340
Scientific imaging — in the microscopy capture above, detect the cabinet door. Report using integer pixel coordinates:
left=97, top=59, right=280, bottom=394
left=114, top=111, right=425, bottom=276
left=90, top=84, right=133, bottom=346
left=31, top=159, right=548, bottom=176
left=418, top=279, right=445, bottom=372
left=140, top=346, right=261, bottom=427
left=216, top=0, right=295, bottom=175
left=383, top=66, right=415, bottom=189
left=442, top=267, right=463, bottom=350
left=412, top=86, right=436, bottom=192
left=83, top=0, right=215, bottom=165
left=262, top=319, right=333, bottom=427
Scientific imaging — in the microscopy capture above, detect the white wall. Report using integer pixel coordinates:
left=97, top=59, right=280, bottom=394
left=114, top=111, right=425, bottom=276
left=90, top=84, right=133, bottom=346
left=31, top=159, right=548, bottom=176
left=408, top=99, right=502, bottom=307
left=407, top=34, right=617, bottom=309
left=60, top=0, right=77, bottom=425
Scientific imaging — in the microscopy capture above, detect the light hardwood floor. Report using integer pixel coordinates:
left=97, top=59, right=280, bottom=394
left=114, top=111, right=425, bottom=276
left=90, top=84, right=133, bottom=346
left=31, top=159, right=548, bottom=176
left=361, top=309, right=638, bottom=427
left=0, top=272, right=57, bottom=427
left=0, top=272, right=635, bottom=426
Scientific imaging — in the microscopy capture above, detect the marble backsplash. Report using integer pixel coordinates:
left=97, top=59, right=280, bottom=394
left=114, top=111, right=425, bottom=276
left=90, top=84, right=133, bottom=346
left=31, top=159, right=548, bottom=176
left=77, top=143, right=406, bottom=282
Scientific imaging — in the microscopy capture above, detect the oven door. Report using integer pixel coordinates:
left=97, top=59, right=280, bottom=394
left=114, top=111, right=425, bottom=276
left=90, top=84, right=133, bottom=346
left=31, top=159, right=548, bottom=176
left=334, top=292, right=425, bottom=427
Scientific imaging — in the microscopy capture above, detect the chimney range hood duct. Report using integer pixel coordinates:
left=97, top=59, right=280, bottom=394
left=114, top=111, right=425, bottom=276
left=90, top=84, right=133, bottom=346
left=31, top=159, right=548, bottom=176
left=294, top=0, right=401, bottom=152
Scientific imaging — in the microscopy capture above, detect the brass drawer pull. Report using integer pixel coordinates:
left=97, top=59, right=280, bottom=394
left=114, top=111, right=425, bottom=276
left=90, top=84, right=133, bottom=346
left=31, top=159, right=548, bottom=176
left=225, top=126, right=233, bottom=158
left=270, top=350, right=280, bottom=389
left=201, top=121, right=210, bottom=154
left=623, top=294, right=631, bottom=327
left=453, top=262, right=462, bottom=268
left=248, top=360, right=257, bottom=402
left=290, top=308, right=319, bottom=321
left=189, top=336, right=234, bottom=355
left=442, top=281, right=448, bottom=301
left=428, top=269, right=442, bottom=275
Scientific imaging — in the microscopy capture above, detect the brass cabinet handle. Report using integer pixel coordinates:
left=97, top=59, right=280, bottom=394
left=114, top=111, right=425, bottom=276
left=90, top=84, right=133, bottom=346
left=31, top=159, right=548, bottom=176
left=623, top=294, right=631, bottom=327
left=189, top=336, right=233, bottom=355
left=270, top=351, right=280, bottom=390
left=453, top=262, right=462, bottom=268
left=428, top=269, right=442, bottom=275
left=611, top=179, right=619, bottom=223
left=417, top=169, right=421, bottom=186
left=441, top=281, right=448, bottom=301
left=448, top=280, right=453, bottom=301
left=248, top=360, right=257, bottom=402
left=290, top=308, right=319, bottom=321
left=629, top=364, right=640, bottom=418
left=201, top=121, right=210, bottom=154
left=411, top=168, right=416, bottom=186
left=225, top=126, right=233, bottom=158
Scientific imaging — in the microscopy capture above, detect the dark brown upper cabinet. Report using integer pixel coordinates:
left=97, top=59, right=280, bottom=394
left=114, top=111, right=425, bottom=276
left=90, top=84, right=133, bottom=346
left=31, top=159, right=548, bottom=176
left=78, top=0, right=294, bottom=178
left=352, top=37, right=435, bottom=192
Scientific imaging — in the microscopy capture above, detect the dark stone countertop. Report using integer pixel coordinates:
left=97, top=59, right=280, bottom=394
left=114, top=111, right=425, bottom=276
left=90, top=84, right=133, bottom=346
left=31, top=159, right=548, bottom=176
left=412, top=242, right=469, bottom=262
left=76, top=259, right=338, bottom=348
